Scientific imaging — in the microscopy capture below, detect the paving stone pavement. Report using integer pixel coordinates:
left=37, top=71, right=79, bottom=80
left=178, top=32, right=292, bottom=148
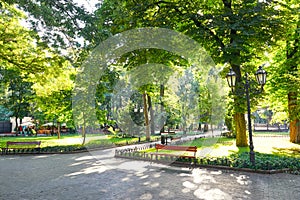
left=1, top=148, right=300, bottom=200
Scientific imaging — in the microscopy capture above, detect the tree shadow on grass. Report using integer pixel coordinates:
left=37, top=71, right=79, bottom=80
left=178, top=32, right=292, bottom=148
left=237, top=146, right=248, bottom=154
left=227, top=146, right=248, bottom=156
left=272, top=147, right=300, bottom=158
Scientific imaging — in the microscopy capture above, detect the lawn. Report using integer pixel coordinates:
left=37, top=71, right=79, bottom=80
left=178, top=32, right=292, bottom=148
left=1, top=131, right=299, bottom=158
left=188, top=136, right=300, bottom=158
left=142, top=133, right=300, bottom=158
left=253, top=131, right=289, bottom=137
left=138, top=134, right=300, bottom=171
left=0, top=134, right=83, bottom=148
left=0, top=134, right=160, bottom=148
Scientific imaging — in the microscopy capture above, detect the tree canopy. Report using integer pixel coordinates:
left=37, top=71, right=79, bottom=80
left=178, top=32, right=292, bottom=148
left=1, top=0, right=299, bottom=144
left=94, top=0, right=287, bottom=146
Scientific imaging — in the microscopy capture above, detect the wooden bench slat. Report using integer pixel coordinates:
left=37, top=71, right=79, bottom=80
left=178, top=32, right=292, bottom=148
left=2, top=141, right=42, bottom=154
left=155, top=144, right=197, bottom=152
left=6, top=141, right=41, bottom=149
left=7, top=141, right=41, bottom=146
left=153, top=153, right=195, bottom=158
left=153, top=144, right=197, bottom=159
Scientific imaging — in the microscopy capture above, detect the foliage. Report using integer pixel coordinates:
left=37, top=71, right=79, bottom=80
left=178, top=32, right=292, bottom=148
left=36, top=90, right=73, bottom=126
left=196, top=152, right=300, bottom=172
left=267, top=4, right=299, bottom=98
left=263, top=0, right=299, bottom=142
left=1, top=70, right=34, bottom=128
left=0, top=1, right=79, bottom=132
left=95, top=0, right=287, bottom=146
left=95, top=69, right=119, bottom=125
left=5, top=0, right=98, bottom=56
left=0, top=105, right=12, bottom=121
left=0, top=1, right=63, bottom=73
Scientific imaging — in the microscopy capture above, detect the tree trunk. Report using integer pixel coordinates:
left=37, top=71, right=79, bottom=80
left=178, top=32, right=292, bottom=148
left=288, top=92, right=300, bottom=143
left=198, top=123, right=202, bottom=131
left=160, top=84, right=165, bottom=133
left=15, top=117, right=19, bottom=136
left=81, top=125, right=86, bottom=145
left=57, top=122, right=61, bottom=139
left=81, top=111, right=86, bottom=145
left=147, top=95, right=155, bottom=135
left=287, top=21, right=299, bottom=143
left=143, top=92, right=150, bottom=141
left=289, top=119, right=300, bottom=143
left=234, top=113, right=248, bottom=147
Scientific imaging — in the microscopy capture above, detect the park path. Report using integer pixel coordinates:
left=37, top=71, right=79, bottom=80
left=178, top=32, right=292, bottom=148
left=1, top=143, right=300, bottom=200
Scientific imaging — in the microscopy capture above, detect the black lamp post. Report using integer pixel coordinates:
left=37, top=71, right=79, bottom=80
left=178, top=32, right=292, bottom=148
left=226, top=66, right=267, bottom=165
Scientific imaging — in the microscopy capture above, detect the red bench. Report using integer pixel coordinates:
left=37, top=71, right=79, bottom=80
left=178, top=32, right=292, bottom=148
left=152, top=144, right=197, bottom=160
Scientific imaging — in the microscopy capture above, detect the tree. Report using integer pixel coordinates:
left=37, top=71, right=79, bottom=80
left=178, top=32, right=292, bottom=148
left=5, top=0, right=98, bottom=54
left=267, top=0, right=299, bottom=143
left=0, top=105, right=12, bottom=121
left=32, top=58, right=75, bottom=139
left=36, top=90, right=73, bottom=139
left=175, top=69, right=200, bottom=133
left=284, top=2, right=299, bottom=143
left=95, top=69, right=119, bottom=126
left=0, top=1, right=53, bottom=73
left=95, top=0, right=285, bottom=146
left=1, top=1, right=77, bottom=137
left=2, top=70, right=34, bottom=134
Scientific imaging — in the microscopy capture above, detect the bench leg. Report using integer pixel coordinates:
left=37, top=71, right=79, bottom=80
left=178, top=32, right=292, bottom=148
left=2, top=148, right=8, bottom=155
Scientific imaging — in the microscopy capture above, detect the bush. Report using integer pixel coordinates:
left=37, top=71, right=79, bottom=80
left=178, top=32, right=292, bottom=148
left=39, top=145, right=87, bottom=153
left=216, top=152, right=300, bottom=171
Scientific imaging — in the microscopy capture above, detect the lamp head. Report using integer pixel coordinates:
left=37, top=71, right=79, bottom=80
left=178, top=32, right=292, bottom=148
left=226, top=68, right=236, bottom=89
left=255, top=65, right=267, bottom=86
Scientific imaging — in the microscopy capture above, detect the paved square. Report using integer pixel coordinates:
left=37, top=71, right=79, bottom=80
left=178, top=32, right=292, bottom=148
left=1, top=148, right=299, bottom=200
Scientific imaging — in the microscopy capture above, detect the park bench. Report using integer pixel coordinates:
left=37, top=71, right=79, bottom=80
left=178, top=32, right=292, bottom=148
left=161, top=131, right=176, bottom=135
left=221, top=130, right=231, bottom=137
left=2, top=141, right=41, bottom=154
left=171, top=136, right=182, bottom=141
left=151, top=144, right=197, bottom=161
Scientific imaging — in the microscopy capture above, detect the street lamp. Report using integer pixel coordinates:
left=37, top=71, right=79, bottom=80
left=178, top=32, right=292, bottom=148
left=226, top=65, right=267, bottom=165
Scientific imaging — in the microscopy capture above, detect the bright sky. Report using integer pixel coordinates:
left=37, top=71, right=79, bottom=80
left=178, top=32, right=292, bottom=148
left=73, top=0, right=100, bottom=13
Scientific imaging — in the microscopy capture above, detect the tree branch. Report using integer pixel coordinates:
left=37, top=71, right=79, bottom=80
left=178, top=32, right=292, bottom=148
left=190, top=14, right=226, bottom=52
left=151, top=1, right=226, bottom=52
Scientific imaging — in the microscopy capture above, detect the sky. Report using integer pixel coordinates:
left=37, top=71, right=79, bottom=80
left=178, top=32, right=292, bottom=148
left=73, top=0, right=99, bottom=13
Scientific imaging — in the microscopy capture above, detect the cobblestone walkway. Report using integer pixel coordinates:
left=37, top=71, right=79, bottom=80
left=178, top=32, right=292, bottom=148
left=1, top=148, right=299, bottom=200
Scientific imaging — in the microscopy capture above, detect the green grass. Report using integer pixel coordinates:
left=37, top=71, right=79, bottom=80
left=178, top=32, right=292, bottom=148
left=138, top=134, right=300, bottom=172
left=2, top=131, right=299, bottom=159
left=143, top=135, right=300, bottom=159
left=187, top=136, right=300, bottom=158
left=253, top=131, right=289, bottom=136
left=0, top=134, right=161, bottom=148
left=0, top=134, right=83, bottom=148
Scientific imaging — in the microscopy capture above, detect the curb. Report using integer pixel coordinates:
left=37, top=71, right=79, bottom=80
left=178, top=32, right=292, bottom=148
left=0, top=146, right=115, bottom=155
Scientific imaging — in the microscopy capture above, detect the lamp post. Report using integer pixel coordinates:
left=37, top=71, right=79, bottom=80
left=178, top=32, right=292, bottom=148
left=226, top=65, right=267, bottom=165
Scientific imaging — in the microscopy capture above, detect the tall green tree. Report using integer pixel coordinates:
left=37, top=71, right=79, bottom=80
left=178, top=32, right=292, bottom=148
left=267, top=1, right=299, bottom=143
left=95, top=0, right=285, bottom=146
left=0, top=1, right=50, bottom=73
left=3, top=70, right=34, bottom=133
left=36, top=90, right=73, bottom=139
left=1, top=2, right=77, bottom=136
left=0, top=1, right=75, bottom=81
left=5, top=0, right=98, bottom=53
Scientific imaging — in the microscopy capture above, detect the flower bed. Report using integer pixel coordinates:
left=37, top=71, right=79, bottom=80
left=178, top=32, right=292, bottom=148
left=115, top=146, right=300, bottom=175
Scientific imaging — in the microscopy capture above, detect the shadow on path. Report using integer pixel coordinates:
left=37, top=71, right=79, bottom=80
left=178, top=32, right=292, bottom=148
left=1, top=147, right=300, bottom=200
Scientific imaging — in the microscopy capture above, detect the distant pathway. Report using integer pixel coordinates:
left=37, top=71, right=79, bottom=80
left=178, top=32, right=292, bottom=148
left=1, top=145, right=300, bottom=200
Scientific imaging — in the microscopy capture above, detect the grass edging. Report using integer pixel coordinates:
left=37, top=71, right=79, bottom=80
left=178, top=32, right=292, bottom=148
left=115, top=154, right=293, bottom=174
